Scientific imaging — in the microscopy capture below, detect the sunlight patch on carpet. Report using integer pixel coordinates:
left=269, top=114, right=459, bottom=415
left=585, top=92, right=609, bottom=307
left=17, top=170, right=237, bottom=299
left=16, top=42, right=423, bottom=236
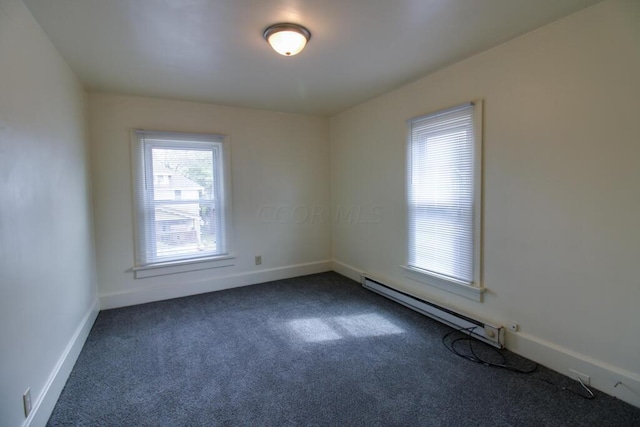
left=286, top=313, right=405, bottom=343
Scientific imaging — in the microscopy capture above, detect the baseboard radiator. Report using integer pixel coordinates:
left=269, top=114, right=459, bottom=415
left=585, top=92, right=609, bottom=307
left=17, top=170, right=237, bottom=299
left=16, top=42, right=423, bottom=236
left=362, top=276, right=504, bottom=348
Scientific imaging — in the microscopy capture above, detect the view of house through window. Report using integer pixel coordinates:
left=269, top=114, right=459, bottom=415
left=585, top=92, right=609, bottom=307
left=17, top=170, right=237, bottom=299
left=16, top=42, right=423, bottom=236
left=151, top=148, right=215, bottom=259
left=133, top=131, right=230, bottom=267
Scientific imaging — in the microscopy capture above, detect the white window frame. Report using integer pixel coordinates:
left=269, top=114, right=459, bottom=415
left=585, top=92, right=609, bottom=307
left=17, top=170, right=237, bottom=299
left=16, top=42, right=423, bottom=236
left=131, top=130, right=234, bottom=278
left=403, top=101, right=484, bottom=302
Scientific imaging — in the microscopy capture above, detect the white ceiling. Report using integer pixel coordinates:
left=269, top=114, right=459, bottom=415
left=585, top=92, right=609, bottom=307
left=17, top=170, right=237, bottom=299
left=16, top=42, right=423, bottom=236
left=24, top=0, right=601, bottom=116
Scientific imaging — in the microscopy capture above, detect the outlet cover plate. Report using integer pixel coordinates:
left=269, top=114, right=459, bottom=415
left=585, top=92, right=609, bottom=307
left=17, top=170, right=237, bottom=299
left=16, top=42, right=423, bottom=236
left=23, top=388, right=32, bottom=417
left=569, top=369, right=591, bottom=386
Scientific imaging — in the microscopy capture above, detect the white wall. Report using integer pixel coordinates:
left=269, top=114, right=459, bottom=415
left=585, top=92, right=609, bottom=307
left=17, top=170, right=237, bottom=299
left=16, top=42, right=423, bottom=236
left=89, top=93, right=331, bottom=308
left=0, top=1, right=99, bottom=426
left=330, top=0, right=640, bottom=407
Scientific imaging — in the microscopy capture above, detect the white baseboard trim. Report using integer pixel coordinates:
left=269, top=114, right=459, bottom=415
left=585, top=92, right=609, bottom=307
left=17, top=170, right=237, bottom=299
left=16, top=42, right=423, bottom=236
left=507, top=331, right=640, bottom=408
left=100, top=260, right=333, bottom=310
left=26, top=297, right=100, bottom=427
left=331, top=259, right=363, bottom=283
left=332, top=258, right=640, bottom=409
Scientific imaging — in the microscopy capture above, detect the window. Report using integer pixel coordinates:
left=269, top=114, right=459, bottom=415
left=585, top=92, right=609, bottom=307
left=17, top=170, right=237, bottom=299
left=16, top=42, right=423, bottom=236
left=132, top=131, right=233, bottom=275
left=405, top=102, right=483, bottom=301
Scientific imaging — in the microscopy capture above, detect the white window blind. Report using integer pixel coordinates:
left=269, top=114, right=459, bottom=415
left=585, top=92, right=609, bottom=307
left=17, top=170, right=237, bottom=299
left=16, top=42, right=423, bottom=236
left=132, top=131, right=232, bottom=267
left=407, top=103, right=481, bottom=287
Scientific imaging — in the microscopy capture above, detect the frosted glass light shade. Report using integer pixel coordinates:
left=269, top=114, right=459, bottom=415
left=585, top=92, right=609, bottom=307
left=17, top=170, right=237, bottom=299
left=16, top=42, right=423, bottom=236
left=263, top=23, right=311, bottom=57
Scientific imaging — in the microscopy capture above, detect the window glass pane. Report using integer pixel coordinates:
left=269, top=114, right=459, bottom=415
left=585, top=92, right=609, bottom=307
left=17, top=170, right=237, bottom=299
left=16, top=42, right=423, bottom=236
left=407, top=104, right=477, bottom=285
left=151, top=148, right=213, bottom=200
left=149, top=147, right=218, bottom=261
left=133, top=132, right=230, bottom=267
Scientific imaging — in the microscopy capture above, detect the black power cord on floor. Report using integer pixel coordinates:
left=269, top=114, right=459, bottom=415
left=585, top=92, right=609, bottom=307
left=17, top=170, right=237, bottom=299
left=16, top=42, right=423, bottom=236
left=442, top=327, right=595, bottom=400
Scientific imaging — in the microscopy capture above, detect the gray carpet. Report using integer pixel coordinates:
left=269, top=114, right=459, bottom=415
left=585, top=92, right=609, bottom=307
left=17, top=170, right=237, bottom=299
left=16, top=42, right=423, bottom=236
left=48, top=272, right=640, bottom=426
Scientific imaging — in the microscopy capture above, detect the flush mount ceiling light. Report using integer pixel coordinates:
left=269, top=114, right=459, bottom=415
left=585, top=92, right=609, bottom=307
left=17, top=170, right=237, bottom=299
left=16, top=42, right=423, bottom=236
left=263, top=23, right=311, bottom=57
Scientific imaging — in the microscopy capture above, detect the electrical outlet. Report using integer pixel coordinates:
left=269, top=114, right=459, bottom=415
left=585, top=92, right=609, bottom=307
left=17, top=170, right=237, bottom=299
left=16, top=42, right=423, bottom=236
left=23, top=388, right=32, bottom=417
left=507, top=322, right=519, bottom=332
left=569, top=369, right=591, bottom=386
left=255, top=255, right=262, bottom=265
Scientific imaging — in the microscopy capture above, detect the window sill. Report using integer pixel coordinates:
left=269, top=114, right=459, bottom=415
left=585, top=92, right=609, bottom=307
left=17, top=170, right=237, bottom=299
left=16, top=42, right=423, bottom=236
left=401, top=265, right=485, bottom=302
left=132, top=255, right=235, bottom=279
